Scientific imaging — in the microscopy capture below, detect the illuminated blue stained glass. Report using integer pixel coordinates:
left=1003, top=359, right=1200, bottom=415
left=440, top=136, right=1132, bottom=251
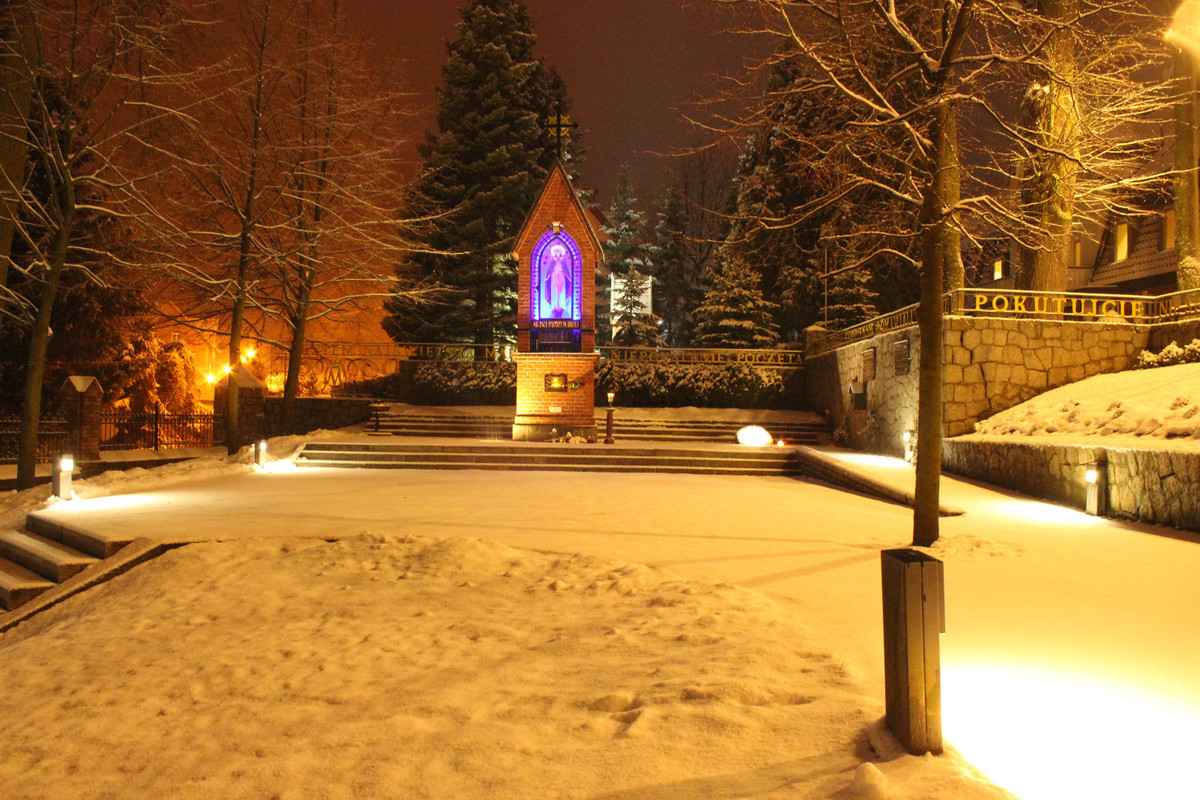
left=531, top=229, right=582, bottom=323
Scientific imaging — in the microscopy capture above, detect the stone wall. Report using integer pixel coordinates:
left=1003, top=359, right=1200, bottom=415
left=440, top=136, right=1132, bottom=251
left=807, top=317, right=1150, bottom=454
left=262, top=397, right=373, bottom=437
left=942, top=317, right=1149, bottom=436
left=805, top=328, right=919, bottom=457
left=1148, top=319, right=1200, bottom=352
left=943, top=438, right=1200, bottom=532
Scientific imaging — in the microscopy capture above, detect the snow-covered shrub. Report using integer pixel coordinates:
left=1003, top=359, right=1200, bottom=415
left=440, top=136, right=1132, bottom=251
left=596, top=361, right=789, bottom=408
left=1133, top=339, right=1200, bottom=369
left=336, top=361, right=516, bottom=405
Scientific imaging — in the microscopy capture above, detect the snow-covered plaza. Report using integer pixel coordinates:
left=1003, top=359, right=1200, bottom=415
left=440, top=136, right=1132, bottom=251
left=1, top=441, right=1197, bottom=800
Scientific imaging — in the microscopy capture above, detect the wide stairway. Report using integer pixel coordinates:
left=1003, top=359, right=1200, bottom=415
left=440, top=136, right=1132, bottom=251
left=0, top=516, right=136, bottom=613
left=296, top=441, right=806, bottom=477
left=368, top=408, right=829, bottom=445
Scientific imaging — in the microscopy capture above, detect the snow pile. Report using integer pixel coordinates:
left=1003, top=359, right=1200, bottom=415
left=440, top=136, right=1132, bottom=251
left=0, top=533, right=1013, bottom=800
left=974, top=362, right=1200, bottom=442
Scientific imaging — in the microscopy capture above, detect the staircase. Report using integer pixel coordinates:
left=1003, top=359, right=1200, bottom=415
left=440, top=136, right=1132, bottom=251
left=368, top=408, right=829, bottom=445
left=0, top=515, right=136, bottom=612
left=296, top=441, right=807, bottom=477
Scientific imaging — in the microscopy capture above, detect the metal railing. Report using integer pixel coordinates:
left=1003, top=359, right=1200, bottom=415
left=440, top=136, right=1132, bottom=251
left=807, top=286, right=1200, bottom=356
left=100, top=410, right=219, bottom=451
left=0, top=414, right=69, bottom=463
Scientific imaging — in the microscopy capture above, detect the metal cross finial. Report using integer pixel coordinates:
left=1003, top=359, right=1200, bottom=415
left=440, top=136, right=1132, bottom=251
left=544, top=106, right=578, bottom=159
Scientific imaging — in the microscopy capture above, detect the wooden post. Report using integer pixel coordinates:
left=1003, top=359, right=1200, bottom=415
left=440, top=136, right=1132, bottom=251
left=882, top=548, right=945, bottom=755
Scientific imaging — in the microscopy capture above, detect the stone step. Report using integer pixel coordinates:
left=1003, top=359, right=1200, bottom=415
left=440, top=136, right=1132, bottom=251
left=25, top=513, right=136, bottom=559
left=296, top=442, right=801, bottom=476
left=0, top=555, right=56, bottom=611
left=295, top=458, right=802, bottom=477
left=0, top=530, right=98, bottom=583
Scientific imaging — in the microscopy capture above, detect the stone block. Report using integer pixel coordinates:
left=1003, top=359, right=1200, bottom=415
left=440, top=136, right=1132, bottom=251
left=1023, top=350, right=1045, bottom=371
left=945, top=363, right=964, bottom=383
left=994, top=328, right=1009, bottom=346
left=1028, top=371, right=1048, bottom=389
left=952, top=347, right=971, bottom=366
left=981, top=328, right=996, bottom=345
left=1003, top=345, right=1024, bottom=364
left=1048, top=367, right=1067, bottom=386
left=961, top=328, right=981, bottom=350
left=964, top=363, right=983, bottom=384
left=1042, top=325, right=1062, bottom=339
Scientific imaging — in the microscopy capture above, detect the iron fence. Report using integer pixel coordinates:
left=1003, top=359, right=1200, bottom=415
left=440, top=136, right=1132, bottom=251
left=0, top=414, right=69, bottom=463
left=100, top=410, right=219, bottom=451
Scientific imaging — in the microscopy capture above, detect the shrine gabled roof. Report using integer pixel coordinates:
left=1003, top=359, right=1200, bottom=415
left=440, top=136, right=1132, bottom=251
left=514, top=161, right=605, bottom=257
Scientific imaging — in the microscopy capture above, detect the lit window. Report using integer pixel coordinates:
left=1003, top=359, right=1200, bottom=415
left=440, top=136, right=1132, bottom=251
left=993, top=258, right=1004, bottom=281
left=1073, top=240, right=1082, bottom=268
left=1114, top=222, right=1129, bottom=261
left=1164, top=209, right=1176, bottom=251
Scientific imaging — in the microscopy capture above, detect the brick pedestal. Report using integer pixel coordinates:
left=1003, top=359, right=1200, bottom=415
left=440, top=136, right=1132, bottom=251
left=57, top=376, right=102, bottom=462
left=512, top=352, right=599, bottom=441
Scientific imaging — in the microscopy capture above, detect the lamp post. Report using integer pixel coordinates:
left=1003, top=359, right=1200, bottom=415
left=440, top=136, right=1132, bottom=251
left=604, top=391, right=615, bottom=445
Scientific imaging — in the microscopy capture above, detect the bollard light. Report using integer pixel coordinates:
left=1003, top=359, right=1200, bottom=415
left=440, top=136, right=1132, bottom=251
left=1085, top=459, right=1107, bottom=516
left=52, top=453, right=74, bottom=500
left=254, top=439, right=268, bottom=468
left=604, top=394, right=615, bottom=445
left=903, top=429, right=917, bottom=463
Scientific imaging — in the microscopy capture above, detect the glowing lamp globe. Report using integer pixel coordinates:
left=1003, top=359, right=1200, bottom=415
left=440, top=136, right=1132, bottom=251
left=736, top=425, right=773, bottom=446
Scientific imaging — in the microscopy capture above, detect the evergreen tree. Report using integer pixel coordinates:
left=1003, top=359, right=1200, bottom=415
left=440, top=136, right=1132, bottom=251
left=382, top=0, right=575, bottom=347
left=600, top=165, right=661, bottom=346
left=611, top=266, right=663, bottom=347
left=692, top=255, right=780, bottom=348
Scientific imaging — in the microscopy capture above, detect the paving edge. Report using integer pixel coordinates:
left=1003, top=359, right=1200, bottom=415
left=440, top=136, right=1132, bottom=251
left=792, top=447, right=965, bottom=517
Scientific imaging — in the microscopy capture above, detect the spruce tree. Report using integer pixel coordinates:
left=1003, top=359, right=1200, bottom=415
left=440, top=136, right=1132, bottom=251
left=649, top=190, right=702, bottom=346
left=692, top=255, right=780, bottom=348
left=382, top=0, right=574, bottom=347
left=601, top=166, right=661, bottom=346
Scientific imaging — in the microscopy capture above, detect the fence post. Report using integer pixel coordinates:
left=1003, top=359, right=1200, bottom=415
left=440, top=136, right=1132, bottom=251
left=154, top=406, right=160, bottom=451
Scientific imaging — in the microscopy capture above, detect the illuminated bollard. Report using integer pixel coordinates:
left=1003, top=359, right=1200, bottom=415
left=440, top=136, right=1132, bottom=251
left=1085, top=458, right=1107, bottom=516
left=604, top=391, right=615, bottom=445
left=254, top=439, right=268, bottom=468
left=882, top=548, right=944, bottom=755
left=52, top=454, right=74, bottom=500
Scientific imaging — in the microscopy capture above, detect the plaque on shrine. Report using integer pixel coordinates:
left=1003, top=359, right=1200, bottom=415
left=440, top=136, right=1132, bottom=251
left=511, top=162, right=604, bottom=441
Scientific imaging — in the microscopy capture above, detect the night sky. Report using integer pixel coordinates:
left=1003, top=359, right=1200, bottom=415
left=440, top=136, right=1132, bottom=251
left=345, top=0, right=759, bottom=207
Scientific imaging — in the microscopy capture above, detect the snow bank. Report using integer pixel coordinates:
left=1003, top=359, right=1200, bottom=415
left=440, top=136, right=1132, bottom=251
left=974, top=362, right=1200, bottom=444
left=0, top=533, right=1013, bottom=800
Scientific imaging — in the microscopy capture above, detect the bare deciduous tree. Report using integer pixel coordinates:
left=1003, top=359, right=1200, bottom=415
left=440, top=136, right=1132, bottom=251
left=0, top=0, right=188, bottom=488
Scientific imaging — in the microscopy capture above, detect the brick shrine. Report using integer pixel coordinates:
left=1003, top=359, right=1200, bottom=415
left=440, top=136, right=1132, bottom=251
left=511, top=162, right=605, bottom=441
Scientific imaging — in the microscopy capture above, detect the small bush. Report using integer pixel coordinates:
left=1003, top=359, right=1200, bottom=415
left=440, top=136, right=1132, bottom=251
left=1133, top=338, right=1200, bottom=369
left=335, top=361, right=515, bottom=405
left=595, top=361, right=793, bottom=408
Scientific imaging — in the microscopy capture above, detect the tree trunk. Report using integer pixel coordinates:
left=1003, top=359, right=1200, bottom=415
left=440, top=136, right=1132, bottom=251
left=912, top=101, right=954, bottom=548
left=1016, top=0, right=1080, bottom=294
left=281, top=262, right=313, bottom=433
left=941, top=107, right=964, bottom=293
left=16, top=217, right=70, bottom=489
left=1176, top=47, right=1200, bottom=292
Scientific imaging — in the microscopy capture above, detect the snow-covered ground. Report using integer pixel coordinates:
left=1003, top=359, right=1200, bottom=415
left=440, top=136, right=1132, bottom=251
left=0, top=426, right=1197, bottom=799
left=974, top=362, right=1200, bottom=447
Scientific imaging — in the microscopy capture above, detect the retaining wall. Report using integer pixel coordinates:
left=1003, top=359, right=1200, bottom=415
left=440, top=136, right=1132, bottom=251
left=942, top=437, right=1200, bottom=533
left=807, top=317, right=1150, bottom=455
left=262, top=397, right=373, bottom=437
